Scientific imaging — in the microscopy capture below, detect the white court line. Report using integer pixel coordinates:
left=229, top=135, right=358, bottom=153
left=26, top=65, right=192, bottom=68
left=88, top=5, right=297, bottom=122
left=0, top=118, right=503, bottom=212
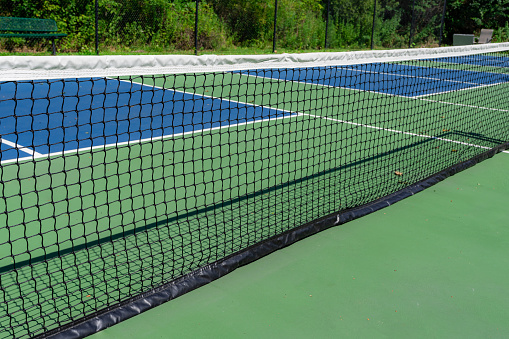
left=1, top=81, right=302, bottom=165
left=373, top=59, right=509, bottom=76
left=239, top=72, right=415, bottom=100
left=439, top=54, right=509, bottom=66
left=419, top=98, right=509, bottom=113
left=240, top=72, right=509, bottom=113
left=122, top=76, right=509, bottom=155
left=329, top=65, right=509, bottom=99
left=337, top=65, right=509, bottom=99
left=113, top=76, right=299, bottom=113
left=0, top=137, right=42, bottom=156
left=302, top=113, right=509, bottom=154
left=150, top=79, right=509, bottom=154
left=1, top=77, right=301, bottom=165
left=340, top=67, right=480, bottom=86
left=415, top=80, right=508, bottom=98
left=1, top=114, right=301, bottom=165
left=5, top=76, right=506, bottom=165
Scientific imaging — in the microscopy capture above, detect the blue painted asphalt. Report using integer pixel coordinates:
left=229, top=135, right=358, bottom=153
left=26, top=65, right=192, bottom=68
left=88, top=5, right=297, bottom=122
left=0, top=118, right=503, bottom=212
left=241, top=62, right=509, bottom=97
left=0, top=78, right=292, bottom=161
left=0, top=141, right=20, bottom=161
left=1, top=58, right=507, bottom=162
left=431, top=53, right=509, bottom=68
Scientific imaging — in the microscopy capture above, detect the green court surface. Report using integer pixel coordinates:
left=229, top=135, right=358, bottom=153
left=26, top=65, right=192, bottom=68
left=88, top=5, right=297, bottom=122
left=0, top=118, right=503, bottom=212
left=91, top=152, right=509, bottom=339
left=1, top=64, right=508, bottom=337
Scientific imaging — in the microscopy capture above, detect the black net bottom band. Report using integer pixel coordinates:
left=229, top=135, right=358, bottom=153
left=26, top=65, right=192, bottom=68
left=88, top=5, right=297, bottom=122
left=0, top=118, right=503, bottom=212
left=49, top=141, right=509, bottom=339
left=0, top=48, right=508, bottom=338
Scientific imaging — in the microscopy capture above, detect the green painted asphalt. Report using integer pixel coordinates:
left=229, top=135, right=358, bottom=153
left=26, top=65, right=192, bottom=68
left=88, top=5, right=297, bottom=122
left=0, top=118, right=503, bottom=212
left=93, top=152, right=509, bottom=339
left=1, top=67, right=508, bottom=337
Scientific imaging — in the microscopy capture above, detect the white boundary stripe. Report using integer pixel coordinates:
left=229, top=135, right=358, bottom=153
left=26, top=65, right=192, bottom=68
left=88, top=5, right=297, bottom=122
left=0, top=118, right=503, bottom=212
left=240, top=72, right=509, bottom=113
left=398, top=59, right=509, bottom=76
left=1, top=43, right=509, bottom=81
left=0, top=138, right=42, bottom=156
left=2, top=75, right=506, bottom=165
left=112, top=76, right=301, bottom=113
left=420, top=60, right=509, bottom=75
left=126, top=77, right=509, bottom=151
left=419, top=97, right=509, bottom=112
left=342, top=67, right=479, bottom=86
left=302, top=113, right=509, bottom=154
left=436, top=54, right=509, bottom=66
left=0, top=79, right=302, bottom=165
left=0, top=114, right=301, bottom=165
left=1, top=78, right=302, bottom=165
left=149, top=74, right=509, bottom=155
left=240, top=72, right=415, bottom=99
left=415, top=80, right=508, bottom=98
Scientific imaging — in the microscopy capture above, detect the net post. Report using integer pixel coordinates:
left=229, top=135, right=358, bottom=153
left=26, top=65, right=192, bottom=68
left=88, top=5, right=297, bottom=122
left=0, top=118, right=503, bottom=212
left=370, top=0, right=377, bottom=50
left=408, top=0, right=416, bottom=48
left=273, top=0, right=278, bottom=53
left=95, top=0, right=99, bottom=55
left=439, top=0, right=447, bottom=47
left=325, top=0, right=330, bottom=49
left=195, top=0, right=199, bottom=55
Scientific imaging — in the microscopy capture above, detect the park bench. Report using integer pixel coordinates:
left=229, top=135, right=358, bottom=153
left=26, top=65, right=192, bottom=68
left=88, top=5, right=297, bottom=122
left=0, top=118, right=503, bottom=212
left=0, top=17, right=67, bottom=55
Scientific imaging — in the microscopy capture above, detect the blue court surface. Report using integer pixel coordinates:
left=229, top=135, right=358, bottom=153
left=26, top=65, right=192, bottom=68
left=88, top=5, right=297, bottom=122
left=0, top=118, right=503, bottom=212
left=1, top=59, right=508, bottom=162
left=431, top=54, right=509, bottom=67
left=240, top=62, right=509, bottom=97
left=0, top=78, right=294, bottom=161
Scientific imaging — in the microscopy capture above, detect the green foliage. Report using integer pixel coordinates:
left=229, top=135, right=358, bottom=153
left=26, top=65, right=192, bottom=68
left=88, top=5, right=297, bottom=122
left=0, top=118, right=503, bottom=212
left=209, top=0, right=270, bottom=44
left=326, top=0, right=376, bottom=47
left=1, top=0, right=95, bottom=51
left=0, top=0, right=508, bottom=53
left=147, top=1, right=231, bottom=50
left=275, top=0, right=327, bottom=49
left=209, top=0, right=327, bottom=49
left=493, top=21, right=509, bottom=42
left=374, top=1, right=404, bottom=47
left=444, top=0, right=509, bottom=44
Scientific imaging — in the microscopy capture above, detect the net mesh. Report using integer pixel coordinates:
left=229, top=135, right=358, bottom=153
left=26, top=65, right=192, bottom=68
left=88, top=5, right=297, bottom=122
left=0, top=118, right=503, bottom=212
left=1, top=45, right=508, bottom=338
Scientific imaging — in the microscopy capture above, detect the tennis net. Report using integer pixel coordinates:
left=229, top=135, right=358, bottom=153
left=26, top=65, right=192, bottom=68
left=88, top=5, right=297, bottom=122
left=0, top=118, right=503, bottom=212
left=1, top=43, right=508, bottom=338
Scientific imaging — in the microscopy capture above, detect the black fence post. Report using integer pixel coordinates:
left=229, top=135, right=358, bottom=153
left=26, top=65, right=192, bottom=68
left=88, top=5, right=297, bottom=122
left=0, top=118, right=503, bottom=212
left=195, top=0, right=199, bottom=55
left=408, top=0, right=416, bottom=48
left=95, top=0, right=99, bottom=55
left=273, top=0, right=278, bottom=53
left=325, top=0, right=330, bottom=49
left=371, top=0, right=377, bottom=50
left=439, top=0, right=447, bottom=46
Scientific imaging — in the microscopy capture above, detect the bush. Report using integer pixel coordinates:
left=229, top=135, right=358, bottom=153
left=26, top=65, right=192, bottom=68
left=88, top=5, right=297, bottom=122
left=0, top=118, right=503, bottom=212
left=1, top=0, right=507, bottom=53
left=493, top=22, right=509, bottom=43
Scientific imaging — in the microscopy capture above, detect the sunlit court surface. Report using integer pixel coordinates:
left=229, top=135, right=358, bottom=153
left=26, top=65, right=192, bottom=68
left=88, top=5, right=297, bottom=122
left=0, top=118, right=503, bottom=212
left=0, top=43, right=508, bottom=338
left=92, top=152, right=509, bottom=339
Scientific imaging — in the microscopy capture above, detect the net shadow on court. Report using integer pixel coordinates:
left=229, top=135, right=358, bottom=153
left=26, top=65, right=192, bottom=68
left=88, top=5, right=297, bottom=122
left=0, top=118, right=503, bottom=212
left=0, top=44, right=508, bottom=338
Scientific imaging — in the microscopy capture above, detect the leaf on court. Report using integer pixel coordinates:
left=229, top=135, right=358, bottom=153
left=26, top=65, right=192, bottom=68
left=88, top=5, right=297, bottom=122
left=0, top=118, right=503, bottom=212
left=443, top=129, right=450, bottom=132
left=451, top=149, right=458, bottom=152
left=394, top=171, right=403, bottom=176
